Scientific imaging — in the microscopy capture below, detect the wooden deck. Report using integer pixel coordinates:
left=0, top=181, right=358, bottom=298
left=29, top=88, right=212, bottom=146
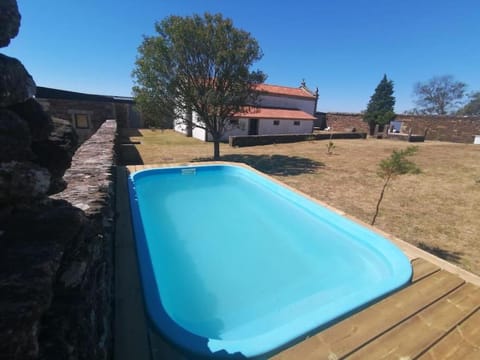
left=116, top=165, right=480, bottom=359
left=273, top=259, right=480, bottom=359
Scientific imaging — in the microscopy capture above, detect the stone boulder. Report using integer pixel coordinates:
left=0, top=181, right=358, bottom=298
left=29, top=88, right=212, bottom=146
left=31, top=117, right=79, bottom=194
left=0, top=0, right=21, bottom=47
left=8, top=98, right=53, bottom=141
left=0, top=161, right=50, bottom=205
left=0, top=54, right=36, bottom=107
left=0, top=199, right=87, bottom=359
left=0, top=109, right=32, bottom=162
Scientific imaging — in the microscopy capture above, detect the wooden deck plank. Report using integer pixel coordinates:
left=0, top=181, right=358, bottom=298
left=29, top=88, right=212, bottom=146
left=411, top=258, right=440, bottom=283
left=347, top=284, right=480, bottom=359
left=272, top=270, right=464, bottom=359
left=418, top=309, right=480, bottom=360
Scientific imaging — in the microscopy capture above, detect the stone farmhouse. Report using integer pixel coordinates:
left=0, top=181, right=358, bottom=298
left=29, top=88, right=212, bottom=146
left=36, top=86, right=143, bottom=143
left=174, top=82, right=319, bottom=141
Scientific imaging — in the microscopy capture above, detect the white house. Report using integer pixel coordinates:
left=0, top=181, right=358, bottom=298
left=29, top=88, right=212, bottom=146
left=174, top=82, right=318, bottom=141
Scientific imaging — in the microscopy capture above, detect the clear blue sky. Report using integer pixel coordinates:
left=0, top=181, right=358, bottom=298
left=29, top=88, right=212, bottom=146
left=5, top=0, right=479, bottom=113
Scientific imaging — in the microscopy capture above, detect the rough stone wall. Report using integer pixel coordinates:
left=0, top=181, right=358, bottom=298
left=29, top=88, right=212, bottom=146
left=396, top=115, right=480, bottom=143
left=113, top=102, right=128, bottom=129
left=324, top=113, right=480, bottom=143
left=43, top=120, right=117, bottom=360
left=325, top=113, right=369, bottom=133
left=38, top=98, right=115, bottom=143
left=41, top=98, right=114, bottom=129
left=0, top=120, right=117, bottom=360
left=0, top=3, right=116, bottom=358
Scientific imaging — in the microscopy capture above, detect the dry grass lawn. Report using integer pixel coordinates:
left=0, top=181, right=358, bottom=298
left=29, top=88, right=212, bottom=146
left=120, top=129, right=480, bottom=275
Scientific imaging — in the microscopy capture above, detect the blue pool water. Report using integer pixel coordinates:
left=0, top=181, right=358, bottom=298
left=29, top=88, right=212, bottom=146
left=128, top=164, right=412, bottom=358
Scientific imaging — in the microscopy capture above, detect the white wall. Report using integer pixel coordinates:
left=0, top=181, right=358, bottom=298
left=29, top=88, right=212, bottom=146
left=173, top=117, right=186, bottom=134
left=258, top=119, right=313, bottom=135
left=174, top=112, right=208, bottom=141
left=191, top=113, right=208, bottom=141
left=206, top=119, right=249, bottom=141
left=199, top=118, right=313, bottom=141
left=173, top=88, right=317, bottom=142
left=192, top=126, right=206, bottom=141
left=259, top=95, right=316, bottom=114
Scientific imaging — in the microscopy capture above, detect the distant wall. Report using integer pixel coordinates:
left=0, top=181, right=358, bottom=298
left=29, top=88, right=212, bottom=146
left=324, top=113, right=369, bottom=133
left=396, top=115, right=480, bottom=143
left=37, top=97, right=115, bottom=142
left=323, top=113, right=480, bottom=143
left=37, top=97, right=139, bottom=143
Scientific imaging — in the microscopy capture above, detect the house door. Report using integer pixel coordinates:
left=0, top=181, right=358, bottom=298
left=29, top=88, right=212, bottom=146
left=248, top=119, right=259, bottom=135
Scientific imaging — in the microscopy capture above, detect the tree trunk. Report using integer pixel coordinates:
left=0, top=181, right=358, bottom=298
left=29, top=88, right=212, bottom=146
left=185, top=105, right=193, bottom=137
left=213, top=140, right=220, bottom=160
left=186, top=116, right=193, bottom=137
left=371, top=174, right=391, bottom=225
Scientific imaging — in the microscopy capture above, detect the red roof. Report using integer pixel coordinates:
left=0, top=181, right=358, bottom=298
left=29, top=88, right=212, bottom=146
left=234, top=107, right=316, bottom=120
left=255, top=84, right=316, bottom=99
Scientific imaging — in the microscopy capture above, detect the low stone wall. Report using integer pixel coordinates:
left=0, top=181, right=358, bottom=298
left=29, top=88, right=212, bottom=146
left=385, top=133, right=425, bottom=142
left=229, top=132, right=367, bottom=147
left=46, top=119, right=117, bottom=359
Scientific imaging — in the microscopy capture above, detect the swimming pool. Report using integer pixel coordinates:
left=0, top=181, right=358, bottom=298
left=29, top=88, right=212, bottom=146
left=128, top=164, right=412, bottom=358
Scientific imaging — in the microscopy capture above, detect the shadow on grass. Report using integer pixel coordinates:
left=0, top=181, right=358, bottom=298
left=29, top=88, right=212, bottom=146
left=119, top=128, right=143, bottom=137
left=193, top=154, right=324, bottom=176
left=117, top=144, right=144, bottom=166
left=417, top=242, right=463, bottom=264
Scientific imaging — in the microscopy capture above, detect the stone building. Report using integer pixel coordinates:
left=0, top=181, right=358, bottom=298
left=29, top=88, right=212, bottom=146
left=174, top=82, right=319, bottom=141
left=36, top=86, right=143, bottom=143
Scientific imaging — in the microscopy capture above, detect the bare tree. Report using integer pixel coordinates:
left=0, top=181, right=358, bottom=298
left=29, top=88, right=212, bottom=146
left=412, top=75, right=467, bottom=115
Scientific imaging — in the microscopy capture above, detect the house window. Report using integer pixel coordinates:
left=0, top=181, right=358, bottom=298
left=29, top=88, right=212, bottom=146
left=73, top=113, right=90, bottom=129
left=273, top=120, right=280, bottom=126
left=293, top=120, right=301, bottom=126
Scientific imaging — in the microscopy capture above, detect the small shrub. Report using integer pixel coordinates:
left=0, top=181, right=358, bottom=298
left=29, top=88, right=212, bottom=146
left=326, top=140, right=336, bottom=155
left=371, top=146, right=421, bottom=225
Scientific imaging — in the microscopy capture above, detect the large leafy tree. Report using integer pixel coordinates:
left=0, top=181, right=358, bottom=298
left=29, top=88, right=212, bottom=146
left=363, top=75, right=396, bottom=135
left=412, top=75, right=467, bottom=115
left=457, top=91, right=480, bottom=116
left=132, top=13, right=265, bottom=159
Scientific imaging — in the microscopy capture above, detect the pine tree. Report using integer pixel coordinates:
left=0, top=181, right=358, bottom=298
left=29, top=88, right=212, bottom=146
left=363, top=75, right=396, bottom=135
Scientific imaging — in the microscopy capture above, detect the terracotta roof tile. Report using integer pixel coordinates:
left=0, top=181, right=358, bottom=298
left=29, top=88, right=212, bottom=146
left=234, top=107, right=316, bottom=120
left=255, top=84, right=316, bottom=99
